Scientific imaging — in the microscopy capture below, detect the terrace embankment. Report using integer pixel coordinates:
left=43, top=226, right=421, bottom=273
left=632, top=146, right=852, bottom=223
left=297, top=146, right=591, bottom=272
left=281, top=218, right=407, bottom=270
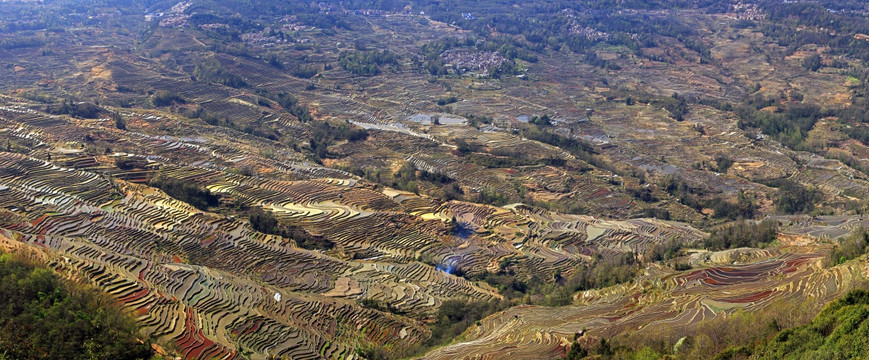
left=423, top=245, right=867, bottom=360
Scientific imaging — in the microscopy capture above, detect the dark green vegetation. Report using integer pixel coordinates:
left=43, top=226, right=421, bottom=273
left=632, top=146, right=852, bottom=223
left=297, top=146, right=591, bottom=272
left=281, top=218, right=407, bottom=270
left=338, top=50, right=399, bottom=76
left=151, top=90, right=185, bottom=107
left=660, top=177, right=758, bottom=220
left=423, top=299, right=508, bottom=348
left=50, top=99, right=101, bottom=119
left=0, top=250, right=152, bottom=360
left=735, top=100, right=827, bottom=151
left=193, top=58, right=247, bottom=88
left=562, top=289, right=869, bottom=360
left=309, top=121, right=369, bottom=159
left=468, top=253, right=640, bottom=306
left=518, top=124, right=596, bottom=163
left=436, top=96, right=458, bottom=106
left=542, top=254, right=640, bottom=306
left=249, top=208, right=334, bottom=250
left=115, top=157, right=148, bottom=170
left=704, top=220, right=778, bottom=251
left=563, top=339, right=664, bottom=360
left=715, top=289, right=869, bottom=360
left=394, top=254, right=642, bottom=356
left=829, top=229, right=869, bottom=266
left=771, top=180, right=820, bottom=215
left=345, top=162, right=465, bottom=200
left=749, top=289, right=869, bottom=359
left=148, top=175, right=220, bottom=211
left=274, top=92, right=314, bottom=123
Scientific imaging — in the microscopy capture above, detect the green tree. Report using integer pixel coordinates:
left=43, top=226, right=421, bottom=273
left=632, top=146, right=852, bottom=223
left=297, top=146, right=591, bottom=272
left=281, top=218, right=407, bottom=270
left=0, top=250, right=153, bottom=360
left=802, top=53, right=822, bottom=71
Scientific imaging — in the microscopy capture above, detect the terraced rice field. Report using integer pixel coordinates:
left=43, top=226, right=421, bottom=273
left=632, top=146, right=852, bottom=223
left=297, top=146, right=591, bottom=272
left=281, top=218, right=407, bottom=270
left=3, top=84, right=861, bottom=360
left=422, top=248, right=867, bottom=360
left=0, top=103, right=706, bottom=359
left=0, top=153, right=433, bottom=359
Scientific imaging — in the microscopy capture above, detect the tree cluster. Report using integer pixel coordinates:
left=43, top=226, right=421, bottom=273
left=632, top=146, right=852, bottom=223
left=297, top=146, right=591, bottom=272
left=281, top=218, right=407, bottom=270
left=309, top=121, right=369, bottom=159
left=248, top=208, right=334, bottom=250
left=704, top=220, right=778, bottom=251
left=338, top=50, right=398, bottom=76
left=193, top=59, right=247, bottom=88
left=0, top=250, right=153, bottom=360
left=148, top=175, right=220, bottom=211
left=829, top=228, right=869, bottom=265
left=151, top=90, right=185, bottom=107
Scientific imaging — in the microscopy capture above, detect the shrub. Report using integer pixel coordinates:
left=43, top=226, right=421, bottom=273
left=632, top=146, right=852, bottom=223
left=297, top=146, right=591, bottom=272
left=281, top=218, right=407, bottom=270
left=772, top=180, right=819, bottom=214
left=751, top=289, right=869, bottom=359
left=0, top=250, right=153, bottom=360
left=829, top=228, right=869, bottom=265
left=249, top=208, right=334, bottom=250
left=424, top=299, right=508, bottom=347
left=801, top=53, right=822, bottom=71
left=148, top=176, right=219, bottom=211
left=150, top=90, right=185, bottom=107
left=193, top=59, right=247, bottom=88
left=704, top=220, right=777, bottom=250
left=115, top=157, right=147, bottom=170
left=338, top=50, right=398, bottom=76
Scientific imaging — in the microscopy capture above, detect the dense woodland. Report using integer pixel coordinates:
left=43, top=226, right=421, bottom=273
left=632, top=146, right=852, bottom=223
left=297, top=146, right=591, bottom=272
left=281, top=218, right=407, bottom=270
left=0, top=250, right=153, bottom=360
